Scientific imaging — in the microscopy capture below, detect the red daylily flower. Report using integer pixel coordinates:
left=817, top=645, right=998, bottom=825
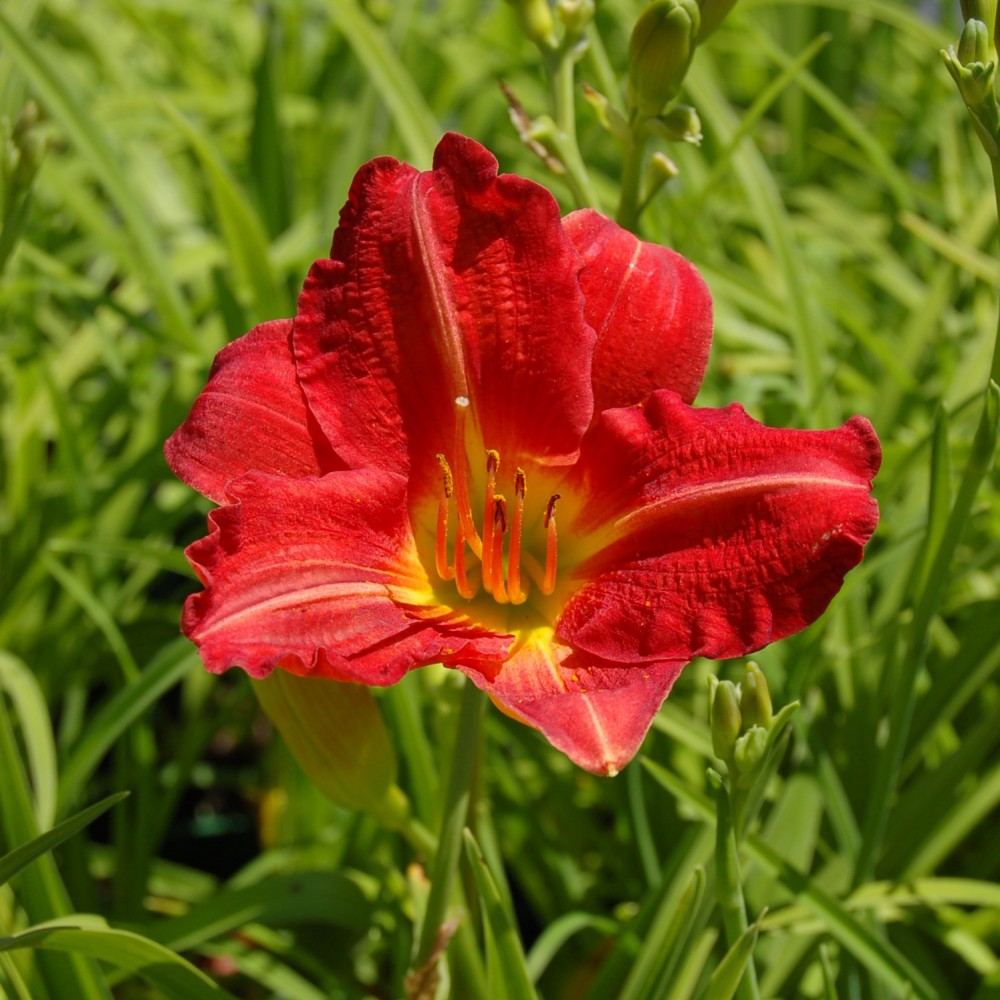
left=166, top=134, right=880, bottom=776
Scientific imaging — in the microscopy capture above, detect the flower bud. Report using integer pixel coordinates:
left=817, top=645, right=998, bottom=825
left=709, top=677, right=742, bottom=761
left=627, top=0, right=701, bottom=117
left=647, top=103, right=702, bottom=144
left=505, top=0, right=558, bottom=48
left=958, top=17, right=991, bottom=65
left=740, top=662, right=772, bottom=730
left=961, top=0, right=997, bottom=47
left=733, top=725, right=768, bottom=783
left=253, top=670, right=399, bottom=815
left=556, top=0, right=595, bottom=35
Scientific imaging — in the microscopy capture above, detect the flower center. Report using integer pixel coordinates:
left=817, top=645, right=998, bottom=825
left=433, top=400, right=560, bottom=606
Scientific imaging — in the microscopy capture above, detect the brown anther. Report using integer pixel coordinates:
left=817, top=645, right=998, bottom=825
left=493, top=494, right=508, bottom=534
left=544, top=494, right=561, bottom=528
left=436, top=454, right=454, bottom=499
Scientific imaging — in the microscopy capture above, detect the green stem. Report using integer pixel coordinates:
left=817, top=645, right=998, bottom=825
left=713, top=778, right=761, bottom=1000
left=542, top=44, right=600, bottom=209
left=414, top=679, right=487, bottom=969
left=616, top=120, right=648, bottom=232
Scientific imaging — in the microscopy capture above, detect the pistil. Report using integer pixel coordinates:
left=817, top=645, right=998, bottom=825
left=451, top=397, right=482, bottom=558
left=435, top=454, right=455, bottom=581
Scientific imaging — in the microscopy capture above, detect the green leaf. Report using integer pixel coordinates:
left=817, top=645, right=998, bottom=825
left=326, top=0, right=439, bottom=166
left=641, top=759, right=939, bottom=1000
left=0, top=917, right=240, bottom=1000
left=160, top=99, right=289, bottom=323
left=697, top=919, right=761, bottom=1000
left=144, top=871, right=377, bottom=953
left=57, top=639, right=198, bottom=812
left=0, top=9, right=195, bottom=349
left=463, top=829, right=539, bottom=1000
left=619, top=865, right=706, bottom=1000
left=0, top=651, right=57, bottom=829
left=0, top=793, right=128, bottom=889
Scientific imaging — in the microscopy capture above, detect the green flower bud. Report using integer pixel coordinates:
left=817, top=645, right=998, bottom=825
left=556, top=0, right=595, bottom=35
left=961, top=0, right=997, bottom=48
left=709, top=677, right=742, bottom=761
left=647, top=103, right=702, bottom=144
left=505, top=0, right=558, bottom=48
left=733, top=725, right=768, bottom=784
left=253, top=670, right=400, bottom=817
left=959, top=17, right=991, bottom=65
left=740, top=662, right=772, bottom=730
left=628, top=0, right=701, bottom=118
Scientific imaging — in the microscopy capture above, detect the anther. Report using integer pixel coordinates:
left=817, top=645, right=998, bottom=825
left=491, top=495, right=508, bottom=603
left=542, top=494, right=560, bottom=595
left=481, top=450, right=500, bottom=594
left=508, top=469, right=527, bottom=605
left=434, top=455, right=455, bottom=581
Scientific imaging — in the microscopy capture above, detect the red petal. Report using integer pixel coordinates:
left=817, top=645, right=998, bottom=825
left=165, top=321, right=334, bottom=503
left=459, top=634, right=684, bottom=775
left=182, top=468, right=507, bottom=682
left=563, top=210, right=713, bottom=410
left=293, top=134, right=595, bottom=499
left=559, top=391, right=880, bottom=664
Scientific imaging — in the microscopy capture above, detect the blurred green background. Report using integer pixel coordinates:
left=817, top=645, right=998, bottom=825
left=1, top=1, right=999, bottom=997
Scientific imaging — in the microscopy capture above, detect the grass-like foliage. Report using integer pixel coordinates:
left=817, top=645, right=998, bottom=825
left=1, top=0, right=999, bottom=997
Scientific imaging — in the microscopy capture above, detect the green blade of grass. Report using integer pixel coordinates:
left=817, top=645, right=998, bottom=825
left=56, top=639, right=198, bottom=813
left=0, top=692, right=112, bottom=1000
left=326, top=0, right=438, bottom=166
left=0, top=793, right=128, bottom=889
left=0, top=918, right=240, bottom=1000
left=0, top=10, right=196, bottom=350
left=0, top=652, right=57, bottom=829
left=642, top=759, right=939, bottom=1000
left=160, top=99, right=289, bottom=323
left=463, top=829, right=539, bottom=1000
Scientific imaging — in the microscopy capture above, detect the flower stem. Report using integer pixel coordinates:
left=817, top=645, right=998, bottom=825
left=542, top=44, right=600, bottom=209
left=616, top=119, right=648, bottom=232
left=714, top=777, right=761, bottom=1000
left=414, top=678, right=487, bottom=969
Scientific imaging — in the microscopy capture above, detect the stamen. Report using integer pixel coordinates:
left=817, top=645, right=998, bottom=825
left=542, top=494, right=561, bottom=596
left=491, top=495, right=508, bottom=604
left=453, top=521, right=477, bottom=599
left=451, top=397, right=482, bottom=558
left=508, top=469, right=527, bottom=605
left=435, top=455, right=455, bottom=581
left=481, top=450, right=500, bottom=594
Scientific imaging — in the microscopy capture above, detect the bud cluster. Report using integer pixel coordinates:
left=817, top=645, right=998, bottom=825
left=708, top=662, right=774, bottom=788
left=942, top=1, right=1000, bottom=158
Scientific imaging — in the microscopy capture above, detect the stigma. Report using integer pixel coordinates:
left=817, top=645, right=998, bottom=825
left=434, top=448, right=560, bottom=605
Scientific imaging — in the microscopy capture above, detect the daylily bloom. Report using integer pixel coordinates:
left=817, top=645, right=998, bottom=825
left=166, top=134, right=880, bottom=776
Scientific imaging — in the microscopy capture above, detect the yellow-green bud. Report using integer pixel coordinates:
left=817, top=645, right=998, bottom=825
left=740, top=662, right=772, bottom=730
left=556, top=0, right=595, bottom=35
left=710, top=677, right=742, bottom=761
left=253, top=671, right=399, bottom=816
left=961, top=0, right=997, bottom=47
left=628, top=0, right=701, bottom=117
left=959, top=17, right=991, bottom=65
left=733, top=725, right=768, bottom=783
left=506, top=0, right=558, bottom=48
